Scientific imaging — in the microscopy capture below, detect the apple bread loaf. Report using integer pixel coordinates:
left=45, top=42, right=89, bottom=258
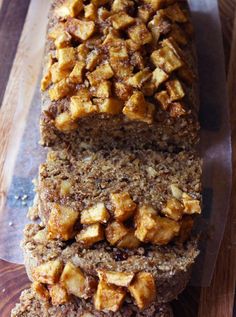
left=40, top=0, right=199, bottom=151
left=21, top=223, right=198, bottom=311
left=35, top=148, right=202, bottom=247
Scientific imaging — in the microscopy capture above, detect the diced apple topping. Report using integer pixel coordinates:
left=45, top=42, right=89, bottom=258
left=98, top=98, right=123, bottom=115
left=135, top=205, right=180, bottom=245
left=77, top=44, right=90, bottom=61
left=55, top=31, right=72, bottom=49
left=110, top=192, right=137, bottom=222
left=49, top=78, right=72, bottom=101
left=33, top=260, right=63, bottom=285
left=57, top=47, right=76, bottom=70
left=81, top=202, right=110, bottom=225
left=182, top=193, right=201, bottom=214
left=32, top=282, right=50, bottom=301
left=94, top=278, right=126, bottom=312
left=33, top=228, right=48, bottom=244
left=111, top=12, right=135, bottom=30
left=151, top=46, right=183, bottom=74
left=66, top=18, right=95, bottom=41
left=112, top=0, right=134, bottom=12
left=138, top=5, right=152, bottom=22
left=128, top=272, right=156, bottom=309
left=91, top=81, right=111, bottom=99
left=127, top=68, right=152, bottom=88
left=60, top=262, right=88, bottom=298
left=169, top=102, right=186, bottom=117
left=48, top=204, right=79, bottom=240
left=105, top=221, right=129, bottom=245
left=123, top=91, right=154, bottom=124
left=54, top=111, right=78, bottom=131
left=48, top=23, right=65, bottom=40
left=69, top=61, right=85, bottom=83
left=87, top=62, right=114, bottom=86
left=114, top=82, right=133, bottom=101
left=128, top=23, right=152, bottom=45
left=166, top=79, right=185, bottom=101
left=84, top=3, right=97, bottom=20
left=50, top=63, right=70, bottom=83
left=86, top=50, right=102, bottom=71
left=117, top=230, right=141, bottom=249
left=55, top=0, right=83, bottom=19
left=97, top=270, right=135, bottom=287
left=76, top=223, right=104, bottom=247
left=49, top=284, right=69, bottom=305
left=155, top=91, right=170, bottom=110
left=70, top=96, right=97, bottom=120
left=151, top=67, right=169, bottom=88
left=162, top=198, right=184, bottom=221
left=41, top=71, right=52, bottom=91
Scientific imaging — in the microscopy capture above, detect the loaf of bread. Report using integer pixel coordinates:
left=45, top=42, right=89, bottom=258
left=40, top=0, right=199, bottom=151
left=21, top=223, right=198, bottom=311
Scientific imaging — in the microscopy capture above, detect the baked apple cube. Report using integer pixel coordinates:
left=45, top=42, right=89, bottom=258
left=49, top=78, right=72, bottom=101
left=76, top=223, right=104, bottom=247
left=55, top=31, right=72, bottom=49
left=92, top=81, right=111, bottom=99
left=48, top=204, right=79, bottom=240
left=105, top=221, right=129, bottom=245
left=112, top=0, right=134, bottom=12
left=54, top=111, right=78, bottom=132
left=151, top=46, right=183, bottom=74
left=80, top=202, right=110, bottom=225
left=138, top=5, right=152, bottom=22
left=123, top=91, right=154, bottom=124
left=152, top=67, right=168, bottom=88
left=77, top=44, right=89, bottom=61
left=155, top=91, right=170, bottom=110
left=110, top=192, right=137, bottom=222
left=162, top=198, right=184, bottom=221
left=111, top=12, right=135, bottom=30
left=84, top=3, right=97, bottom=20
left=33, top=228, right=48, bottom=244
left=127, top=68, right=152, bottom=88
left=60, top=179, right=72, bottom=197
left=182, top=193, right=201, bottom=214
left=142, top=81, right=156, bottom=96
left=98, top=98, right=123, bottom=115
left=128, top=23, right=152, bottom=45
left=69, top=61, right=85, bottom=84
left=126, top=39, right=141, bottom=52
left=76, top=87, right=90, bottom=101
left=57, top=47, right=76, bottom=70
left=114, top=82, right=133, bottom=101
left=49, top=284, right=69, bottom=305
left=94, top=279, right=126, bottom=312
left=128, top=272, right=156, bottom=309
left=166, top=79, right=185, bottom=101
left=66, top=18, right=95, bottom=41
left=169, top=102, right=186, bottom=117
left=70, top=96, right=97, bottom=119
left=86, top=50, right=102, bottom=71
left=60, top=262, right=87, bottom=298
left=148, top=10, right=171, bottom=43
left=33, top=259, right=63, bottom=285
left=97, top=270, right=134, bottom=287
left=92, top=0, right=109, bottom=6
left=87, top=62, right=114, bottom=86
left=55, top=0, right=83, bottom=19
left=117, top=230, right=141, bottom=249
left=41, top=71, right=52, bottom=91
left=143, top=0, right=175, bottom=10
left=98, top=7, right=111, bottom=21
left=48, top=23, right=65, bottom=40
left=32, top=281, right=50, bottom=301
left=109, top=46, right=133, bottom=79
left=151, top=216, right=180, bottom=245
left=51, top=63, right=70, bottom=83
left=165, top=3, right=188, bottom=23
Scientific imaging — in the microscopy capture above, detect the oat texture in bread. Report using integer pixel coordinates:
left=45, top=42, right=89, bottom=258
left=22, top=223, right=199, bottom=307
left=40, top=0, right=199, bottom=151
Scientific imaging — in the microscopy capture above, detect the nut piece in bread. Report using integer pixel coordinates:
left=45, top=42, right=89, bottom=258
left=33, top=260, right=63, bottom=285
left=123, top=91, right=154, bottom=124
left=76, top=223, right=104, bottom=247
left=117, top=229, right=141, bottom=249
left=128, top=272, right=156, bottom=309
left=110, top=192, right=137, bottom=222
left=94, top=278, right=126, bottom=312
left=32, top=282, right=50, bottom=301
left=48, top=204, right=79, bottom=240
left=105, top=221, right=129, bottom=245
left=55, top=0, right=83, bottom=19
left=81, top=203, right=110, bottom=225
left=97, top=270, right=135, bottom=287
left=60, top=262, right=88, bottom=298
left=49, top=284, right=69, bottom=305
left=182, top=193, right=201, bottom=214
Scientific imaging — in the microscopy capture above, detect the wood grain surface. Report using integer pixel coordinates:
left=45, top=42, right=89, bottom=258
left=0, top=0, right=235, bottom=316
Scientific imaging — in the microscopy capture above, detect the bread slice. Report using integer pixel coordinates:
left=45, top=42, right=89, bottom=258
left=22, top=223, right=199, bottom=307
left=35, top=148, right=201, bottom=247
left=40, top=0, right=199, bottom=151
left=11, top=287, right=173, bottom=317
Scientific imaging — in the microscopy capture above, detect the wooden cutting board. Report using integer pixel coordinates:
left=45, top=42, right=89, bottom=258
left=0, top=0, right=235, bottom=316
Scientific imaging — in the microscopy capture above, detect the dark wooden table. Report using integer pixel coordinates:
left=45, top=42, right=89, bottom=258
left=0, top=0, right=236, bottom=316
